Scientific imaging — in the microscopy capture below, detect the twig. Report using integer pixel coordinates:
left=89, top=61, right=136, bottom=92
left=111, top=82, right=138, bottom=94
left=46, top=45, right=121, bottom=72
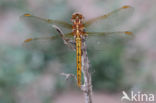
left=81, top=38, right=93, bottom=103
left=52, top=25, right=76, bottom=51
left=60, top=73, right=77, bottom=81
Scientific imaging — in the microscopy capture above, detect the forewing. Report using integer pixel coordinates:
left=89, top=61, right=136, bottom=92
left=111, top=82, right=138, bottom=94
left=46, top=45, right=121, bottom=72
left=20, top=14, right=72, bottom=37
left=85, top=5, right=134, bottom=32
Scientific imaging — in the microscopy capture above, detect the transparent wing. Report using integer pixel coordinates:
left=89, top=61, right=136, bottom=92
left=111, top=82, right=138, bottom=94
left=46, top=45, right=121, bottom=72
left=85, top=5, right=134, bottom=32
left=86, top=31, right=133, bottom=51
left=21, top=13, right=74, bottom=55
left=22, top=30, right=78, bottom=78
left=20, top=14, right=72, bottom=37
left=87, top=31, right=133, bottom=36
left=85, top=30, right=134, bottom=88
left=85, top=31, right=133, bottom=83
left=85, top=31, right=133, bottom=62
left=23, top=32, right=73, bottom=51
left=21, top=14, right=72, bottom=29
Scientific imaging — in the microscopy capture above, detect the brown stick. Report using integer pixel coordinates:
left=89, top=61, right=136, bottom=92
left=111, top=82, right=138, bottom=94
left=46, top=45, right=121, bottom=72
left=81, top=39, right=93, bottom=103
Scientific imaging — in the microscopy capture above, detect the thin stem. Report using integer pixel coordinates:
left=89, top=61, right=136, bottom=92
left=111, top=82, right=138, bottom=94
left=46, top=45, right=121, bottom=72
left=81, top=40, right=93, bottom=103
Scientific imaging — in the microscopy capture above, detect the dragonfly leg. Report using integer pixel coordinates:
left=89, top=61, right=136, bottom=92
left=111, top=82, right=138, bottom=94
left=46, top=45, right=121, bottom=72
left=52, top=25, right=76, bottom=50
left=81, top=35, right=87, bottom=42
left=68, top=39, right=76, bottom=51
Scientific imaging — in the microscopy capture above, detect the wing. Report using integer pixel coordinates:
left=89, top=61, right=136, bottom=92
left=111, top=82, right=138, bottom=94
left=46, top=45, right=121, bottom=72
left=87, top=31, right=133, bottom=36
left=21, top=13, right=74, bottom=51
left=21, top=14, right=72, bottom=29
left=85, top=31, right=133, bottom=76
left=86, top=31, right=133, bottom=53
left=23, top=32, right=73, bottom=51
left=20, top=14, right=72, bottom=37
left=85, top=5, right=134, bottom=32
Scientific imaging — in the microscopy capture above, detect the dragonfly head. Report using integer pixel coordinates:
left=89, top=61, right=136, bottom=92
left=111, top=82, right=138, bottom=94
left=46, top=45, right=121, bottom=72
left=71, top=13, right=86, bottom=36
left=71, top=12, right=84, bottom=24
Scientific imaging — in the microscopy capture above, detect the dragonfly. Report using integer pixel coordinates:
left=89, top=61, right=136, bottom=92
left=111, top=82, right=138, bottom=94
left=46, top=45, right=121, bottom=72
left=21, top=5, right=134, bottom=87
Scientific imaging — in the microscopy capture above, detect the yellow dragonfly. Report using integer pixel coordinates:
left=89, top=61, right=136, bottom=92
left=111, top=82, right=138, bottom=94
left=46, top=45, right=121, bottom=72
left=21, top=5, right=134, bottom=87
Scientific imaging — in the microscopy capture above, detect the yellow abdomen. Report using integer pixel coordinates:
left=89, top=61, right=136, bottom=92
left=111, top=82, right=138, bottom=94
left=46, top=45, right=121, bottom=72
left=76, top=37, right=82, bottom=87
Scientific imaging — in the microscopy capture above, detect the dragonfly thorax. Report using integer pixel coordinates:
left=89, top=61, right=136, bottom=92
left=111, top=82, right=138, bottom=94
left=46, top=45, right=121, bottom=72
left=72, top=13, right=85, bottom=37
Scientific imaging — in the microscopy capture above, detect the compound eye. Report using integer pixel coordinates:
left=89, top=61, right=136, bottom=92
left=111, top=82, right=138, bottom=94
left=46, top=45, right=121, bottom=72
left=72, top=14, right=76, bottom=19
left=79, top=15, right=82, bottom=19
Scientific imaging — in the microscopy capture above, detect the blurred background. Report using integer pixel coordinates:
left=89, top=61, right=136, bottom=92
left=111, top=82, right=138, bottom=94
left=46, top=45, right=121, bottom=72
left=0, top=0, right=156, bottom=103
